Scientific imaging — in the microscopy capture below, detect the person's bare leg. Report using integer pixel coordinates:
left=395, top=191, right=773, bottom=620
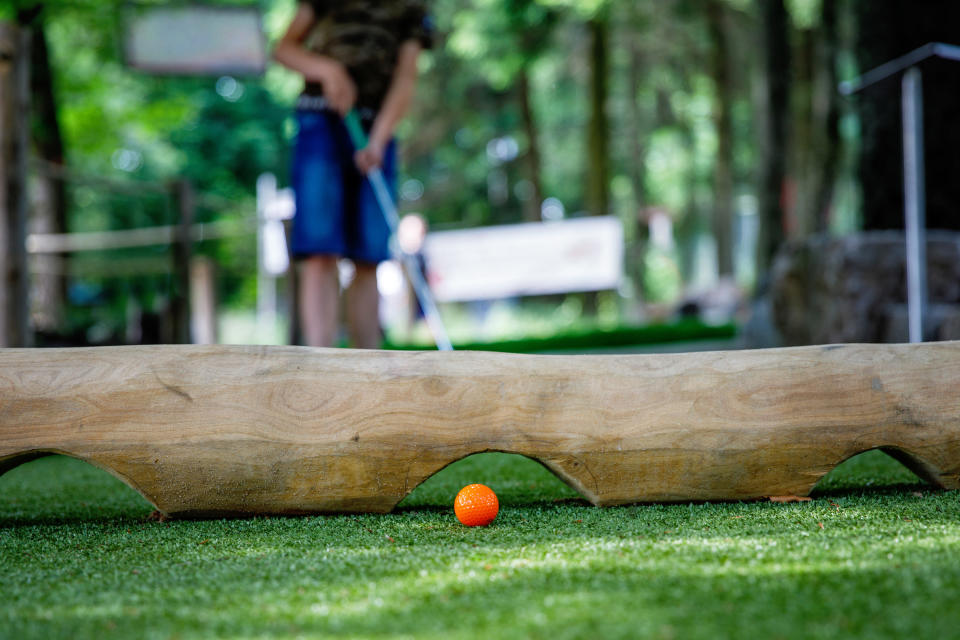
left=347, top=262, right=381, bottom=349
left=299, top=255, right=340, bottom=347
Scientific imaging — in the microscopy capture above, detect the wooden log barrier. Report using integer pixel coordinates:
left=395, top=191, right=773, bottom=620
left=1, top=343, right=959, bottom=517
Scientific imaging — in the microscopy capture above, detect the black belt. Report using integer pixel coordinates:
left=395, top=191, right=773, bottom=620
left=295, top=95, right=376, bottom=122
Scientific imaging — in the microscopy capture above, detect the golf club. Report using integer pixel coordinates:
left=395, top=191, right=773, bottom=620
left=344, top=110, right=453, bottom=351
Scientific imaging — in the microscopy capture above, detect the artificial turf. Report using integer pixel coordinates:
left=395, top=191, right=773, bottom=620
left=382, top=318, right=738, bottom=353
left=1, top=450, right=958, bottom=639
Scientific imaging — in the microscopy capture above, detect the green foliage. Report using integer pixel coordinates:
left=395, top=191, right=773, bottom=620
left=2, top=453, right=959, bottom=639
left=384, top=317, right=736, bottom=352
left=21, top=0, right=794, bottom=342
left=23, top=2, right=296, bottom=341
left=448, top=0, right=560, bottom=89
left=538, top=0, right=612, bottom=19
left=786, top=0, right=822, bottom=29
left=642, top=247, right=684, bottom=303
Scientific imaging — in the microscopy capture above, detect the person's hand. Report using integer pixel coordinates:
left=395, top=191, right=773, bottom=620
left=310, top=59, right=356, bottom=116
left=355, top=140, right=385, bottom=174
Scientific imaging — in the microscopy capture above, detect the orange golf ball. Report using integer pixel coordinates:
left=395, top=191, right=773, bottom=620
left=454, top=484, right=499, bottom=527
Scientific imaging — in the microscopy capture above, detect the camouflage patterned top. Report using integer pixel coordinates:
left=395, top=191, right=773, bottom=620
left=302, top=0, right=434, bottom=111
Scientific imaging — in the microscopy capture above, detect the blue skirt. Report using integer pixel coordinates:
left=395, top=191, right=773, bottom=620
left=290, top=109, right=396, bottom=264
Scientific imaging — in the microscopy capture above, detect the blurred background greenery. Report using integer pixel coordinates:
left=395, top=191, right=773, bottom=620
left=3, top=0, right=959, bottom=348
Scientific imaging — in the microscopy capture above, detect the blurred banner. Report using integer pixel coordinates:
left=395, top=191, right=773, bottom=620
left=123, top=5, right=267, bottom=76
left=424, top=217, right=624, bottom=302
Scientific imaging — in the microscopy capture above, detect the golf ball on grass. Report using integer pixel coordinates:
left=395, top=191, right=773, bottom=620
left=454, top=484, right=499, bottom=527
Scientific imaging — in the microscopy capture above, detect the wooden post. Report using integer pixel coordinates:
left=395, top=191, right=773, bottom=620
left=285, top=218, right=301, bottom=345
left=189, top=256, right=217, bottom=345
left=170, top=179, right=194, bottom=344
left=0, top=22, right=31, bottom=348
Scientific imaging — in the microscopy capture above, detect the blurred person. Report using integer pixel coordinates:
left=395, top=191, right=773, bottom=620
left=397, top=213, right=430, bottom=338
left=274, top=1, right=433, bottom=348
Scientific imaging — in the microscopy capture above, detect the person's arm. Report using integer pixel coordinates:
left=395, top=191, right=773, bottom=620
left=272, top=3, right=357, bottom=115
left=354, top=40, right=423, bottom=174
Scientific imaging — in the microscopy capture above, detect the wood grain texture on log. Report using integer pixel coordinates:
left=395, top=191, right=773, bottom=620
left=1, top=343, right=959, bottom=517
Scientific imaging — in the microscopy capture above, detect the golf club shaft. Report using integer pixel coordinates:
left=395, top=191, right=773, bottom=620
left=344, top=111, right=454, bottom=351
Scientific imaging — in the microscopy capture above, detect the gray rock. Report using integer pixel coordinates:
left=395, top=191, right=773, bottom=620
left=769, top=231, right=960, bottom=345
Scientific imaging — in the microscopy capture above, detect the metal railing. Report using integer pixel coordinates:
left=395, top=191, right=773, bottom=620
left=841, top=42, right=960, bottom=343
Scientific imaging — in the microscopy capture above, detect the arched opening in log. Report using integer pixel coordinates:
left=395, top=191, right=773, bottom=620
left=0, top=453, right=156, bottom=524
left=397, top=452, right=584, bottom=509
left=810, top=448, right=934, bottom=495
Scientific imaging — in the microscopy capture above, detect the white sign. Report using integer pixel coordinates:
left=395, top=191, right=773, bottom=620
left=423, top=217, right=623, bottom=302
left=124, top=6, right=267, bottom=76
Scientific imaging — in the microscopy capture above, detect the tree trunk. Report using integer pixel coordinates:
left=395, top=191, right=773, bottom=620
left=756, top=0, right=791, bottom=275
left=789, top=28, right=814, bottom=238
left=0, top=21, right=31, bottom=348
left=625, top=7, right=648, bottom=304
left=582, top=13, right=612, bottom=315
left=708, top=0, right=735, bottom=278
left=517, top=67, right=543, bottom=222
left=4, top=343, right=960, bottom=514
left=26, top=16, right=67, bottom=333
left=854, top=0, right=960, bottom=231
left=676, top=124, right=702, bottom=286
left=586, top=15, right=610, bottom=218
left=622, top=2, right=647, bottom=213
left=812, top=0, right=840, bottom=233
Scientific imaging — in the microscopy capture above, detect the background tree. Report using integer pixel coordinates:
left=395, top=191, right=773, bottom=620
left=755, top=0, right=791, bottom=276
left=853, top=0, right=960, bottom=232
left=585, top=8, right=610, bottom=218
left=707, top=0, right=734, bottom=278
left=444, top=0, right=561, bottom=222
left=1, top=19, right=31, bottom=347
left=20, top=4, right=66, bottom=334
left=12, top=0, right=952, bottom=345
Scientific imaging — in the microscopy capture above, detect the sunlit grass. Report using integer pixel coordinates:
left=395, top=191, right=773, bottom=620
left=2, top=451, right=958, bottom=639
left=383, top=294, right=628, bottom=348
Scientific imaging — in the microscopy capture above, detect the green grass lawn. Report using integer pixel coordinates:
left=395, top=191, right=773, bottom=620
left=1, top=451, right=958, bottom=639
